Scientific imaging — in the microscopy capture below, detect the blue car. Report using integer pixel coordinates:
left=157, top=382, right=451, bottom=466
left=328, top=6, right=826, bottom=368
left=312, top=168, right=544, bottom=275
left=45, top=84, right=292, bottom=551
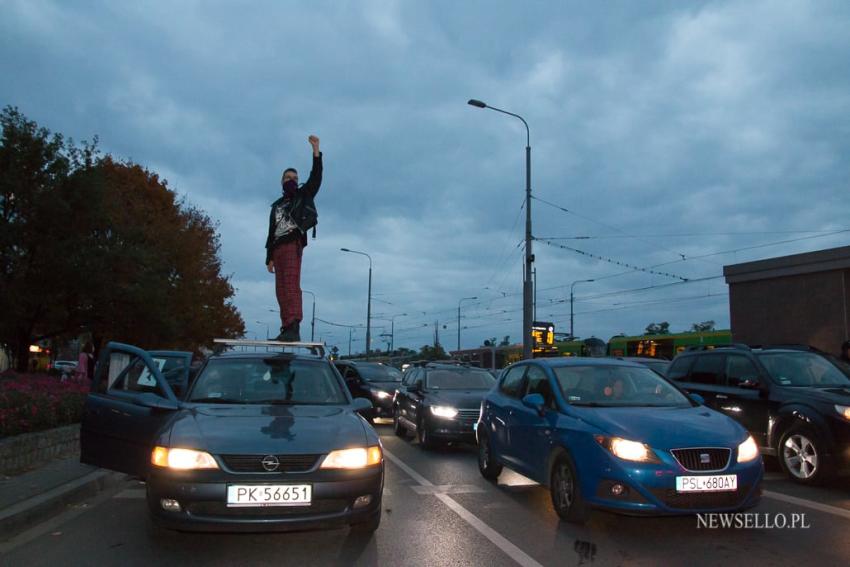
left=476, top=358, right=763, bottom=522
left=80, top=342, right=383, bottom=533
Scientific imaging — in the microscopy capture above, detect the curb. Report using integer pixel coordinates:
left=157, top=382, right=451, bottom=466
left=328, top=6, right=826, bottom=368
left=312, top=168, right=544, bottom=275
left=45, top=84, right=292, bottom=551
left=0, top=469, right=126, bottom=539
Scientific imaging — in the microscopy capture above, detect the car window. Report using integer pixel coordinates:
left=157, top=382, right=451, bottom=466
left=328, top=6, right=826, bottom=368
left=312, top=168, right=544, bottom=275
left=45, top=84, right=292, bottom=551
left=425, top=369, right=495, bottom=389
left=554, top=365, right=691, bottom=407
left=357, top=364, right=403, bottom=382
left=403, top=368, right=419, bottom=386
left=109, top=356, right=166, bottom=397
left=667, top=357, right=693, bottom=381
left=499, top=365, right=527, bottom=398
left=688, top=355, right=725, bottom=385
left=725, top=355, right=760, bottom=387
left=187, top=358, right=348, bottom=404
left=757, top=352, right=850, bottom=387
left=524, top=365, right=556, bottom=409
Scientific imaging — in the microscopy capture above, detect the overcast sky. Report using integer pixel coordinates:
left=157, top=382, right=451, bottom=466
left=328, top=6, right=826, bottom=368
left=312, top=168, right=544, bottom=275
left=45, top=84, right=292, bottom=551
left=3, top=0, right=849, bottom=354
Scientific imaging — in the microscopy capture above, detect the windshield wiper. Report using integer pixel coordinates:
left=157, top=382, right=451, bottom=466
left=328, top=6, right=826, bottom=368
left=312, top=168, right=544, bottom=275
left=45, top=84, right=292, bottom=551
left=252, top=399, right=297, bottom=405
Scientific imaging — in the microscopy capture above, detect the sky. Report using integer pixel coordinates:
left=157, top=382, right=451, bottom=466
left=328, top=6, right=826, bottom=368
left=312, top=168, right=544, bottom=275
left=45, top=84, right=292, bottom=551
left=2, top=0, right=849, bottom=355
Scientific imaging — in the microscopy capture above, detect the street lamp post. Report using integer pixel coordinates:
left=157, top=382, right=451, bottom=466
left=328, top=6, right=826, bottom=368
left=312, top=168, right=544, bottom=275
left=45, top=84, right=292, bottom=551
left=570, top=279, right=595, bottom=339
left=341, top=248, right=372, bottom=360
left=303, top=290, right=317, bottom=342
left=457, top=296, right=478, bottom=351
left=468, top=98, right=533, bottom=360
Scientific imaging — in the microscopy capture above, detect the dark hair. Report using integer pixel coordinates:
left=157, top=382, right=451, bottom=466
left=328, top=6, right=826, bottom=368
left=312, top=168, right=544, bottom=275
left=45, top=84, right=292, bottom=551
left=281, top=168, right=298, bottom=187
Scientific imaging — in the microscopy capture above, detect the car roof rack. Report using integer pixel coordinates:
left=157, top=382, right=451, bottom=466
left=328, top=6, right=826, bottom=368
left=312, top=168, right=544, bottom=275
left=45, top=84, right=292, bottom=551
left=212, top=339, right=326, bottom=358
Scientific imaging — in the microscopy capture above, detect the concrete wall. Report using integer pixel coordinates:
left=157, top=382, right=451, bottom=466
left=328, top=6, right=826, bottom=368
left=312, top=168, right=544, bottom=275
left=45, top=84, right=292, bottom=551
left=0, top=424, right=80, bottom=476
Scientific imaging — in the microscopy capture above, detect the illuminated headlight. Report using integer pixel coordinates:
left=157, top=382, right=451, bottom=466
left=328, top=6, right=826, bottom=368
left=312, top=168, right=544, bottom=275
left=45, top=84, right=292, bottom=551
left=836, top=405, right=850, bottom=421
left=320, top=446, right=382, bottom=469
left=374, top=391, right=391, bottom=399
left=595, top=436, right=659, bottom=463
left=151, top=447, right=219, bottom=470
left=737, top=435, right=759, bottom=463
left=430, top=406, right=458, bottom=419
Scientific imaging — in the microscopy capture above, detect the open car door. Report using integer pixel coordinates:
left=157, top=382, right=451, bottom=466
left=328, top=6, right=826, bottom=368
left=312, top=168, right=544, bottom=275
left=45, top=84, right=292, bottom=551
left=80, top=342, right=179, bottom=478
left=148, top=350, right=192, bottom=399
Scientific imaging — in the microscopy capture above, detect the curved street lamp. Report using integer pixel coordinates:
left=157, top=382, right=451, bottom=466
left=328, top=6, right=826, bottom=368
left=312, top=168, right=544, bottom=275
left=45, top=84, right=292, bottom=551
left=341, top=248, right=372, bottom=359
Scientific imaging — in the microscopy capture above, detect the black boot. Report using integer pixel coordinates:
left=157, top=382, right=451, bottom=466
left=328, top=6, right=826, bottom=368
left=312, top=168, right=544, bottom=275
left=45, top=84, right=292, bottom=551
left=278, top=322, right=301, bottom=342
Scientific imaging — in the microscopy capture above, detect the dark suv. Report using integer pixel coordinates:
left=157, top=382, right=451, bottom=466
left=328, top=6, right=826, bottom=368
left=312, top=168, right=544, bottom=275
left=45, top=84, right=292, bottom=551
left=334, top=361, right=403, bottom=421
left=392, top=363, right=495, bottom=449
left=667, top=345, right=850, bottom=484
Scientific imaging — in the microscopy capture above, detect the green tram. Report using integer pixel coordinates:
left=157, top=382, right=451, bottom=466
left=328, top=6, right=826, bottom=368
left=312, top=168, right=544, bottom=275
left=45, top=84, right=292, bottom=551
left=606, top=330, right=732, bottom=359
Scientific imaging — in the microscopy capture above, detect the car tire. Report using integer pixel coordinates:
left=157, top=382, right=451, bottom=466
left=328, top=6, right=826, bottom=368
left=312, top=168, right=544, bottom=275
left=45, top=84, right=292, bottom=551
left=777, top=424, right=834, bottom=485
left=350, top=509, right=381, bottom=535
left=550, top=453, right=589, bottom=524
left=477, top=431, right=502, bottom=481
left=417, top=418, right=437, bottom=450
left=393, top=408, right=409, bottom=439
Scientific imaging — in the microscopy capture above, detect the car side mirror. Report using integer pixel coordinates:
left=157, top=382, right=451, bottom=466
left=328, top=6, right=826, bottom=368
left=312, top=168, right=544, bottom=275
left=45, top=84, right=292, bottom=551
left=352, top=397, right=372, bottom=414
left=135, top=392, right=180, bottom=411
left=689, top=393, right=705, bottom=406
left=522, top=393, right=546, bottom=415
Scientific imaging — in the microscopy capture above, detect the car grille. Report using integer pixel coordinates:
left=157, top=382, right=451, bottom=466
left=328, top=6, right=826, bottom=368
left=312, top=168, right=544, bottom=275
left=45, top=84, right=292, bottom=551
left=670, top=448, right=731, bottom=472
left=187, top=500, right=348, bottom=518
left=456, top=409, right=480, bottom=423
left=649, top=486, right=750, bottom=511
left=219, top=454, right=320, bottom=473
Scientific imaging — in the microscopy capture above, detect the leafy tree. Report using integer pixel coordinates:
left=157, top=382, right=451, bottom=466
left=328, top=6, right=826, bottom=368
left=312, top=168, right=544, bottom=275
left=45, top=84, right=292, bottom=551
left=644, top=322, right=670, bottom=335
left=690, top=320, right=716, bottom=332
left=418, top=344, right=449, bottom=360
left=499, top=335, right=511, bottom=346
left=482, top=337, right=497, bottom=347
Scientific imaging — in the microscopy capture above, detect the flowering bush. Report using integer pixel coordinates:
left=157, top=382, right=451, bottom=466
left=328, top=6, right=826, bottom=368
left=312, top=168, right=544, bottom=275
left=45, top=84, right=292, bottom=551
left=0, top=371, right=89, bottom=437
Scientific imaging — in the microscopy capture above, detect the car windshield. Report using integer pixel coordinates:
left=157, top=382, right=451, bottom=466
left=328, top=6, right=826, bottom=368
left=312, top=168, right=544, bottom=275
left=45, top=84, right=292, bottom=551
left=554, top=365, right=691, bottom=407
left=188, top=358, right=348, bottom=404
left=641, top=360, right=670, bottom=376
left=426, top=369, right=495, bottom=390
left=757, top=352, right=850, bottom=387
left=356, top=364, right=403, bottom=382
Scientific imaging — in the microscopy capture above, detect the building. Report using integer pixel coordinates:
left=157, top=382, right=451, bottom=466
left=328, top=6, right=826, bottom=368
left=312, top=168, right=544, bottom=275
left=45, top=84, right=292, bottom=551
left=723, top=245, right=850, bottom=355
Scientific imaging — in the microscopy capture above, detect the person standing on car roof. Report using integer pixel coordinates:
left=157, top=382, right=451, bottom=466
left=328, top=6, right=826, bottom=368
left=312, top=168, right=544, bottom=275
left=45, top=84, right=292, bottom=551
left=265, top=135, right=322, bottom=342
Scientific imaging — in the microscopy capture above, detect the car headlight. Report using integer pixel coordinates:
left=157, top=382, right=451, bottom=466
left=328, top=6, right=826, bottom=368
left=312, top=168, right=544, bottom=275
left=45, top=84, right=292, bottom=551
left=430, top=406, right=458, bottom=419
left=595, top=436, right=660, bottom=463
left=151, top=447, right=219, bottom=470
left=737, top=435, right=759, bottom=463
left=320, top=446, right=382, bottom=469
left=836, top=405, right=850, bottom=420
left=374, top=390, right=391, bottom=399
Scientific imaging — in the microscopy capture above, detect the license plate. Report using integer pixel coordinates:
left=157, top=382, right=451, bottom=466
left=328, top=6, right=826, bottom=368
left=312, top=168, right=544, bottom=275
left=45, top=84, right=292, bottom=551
left=226, top=484, right=312, bottom=507
left=675, top=475, right=737, bottom=493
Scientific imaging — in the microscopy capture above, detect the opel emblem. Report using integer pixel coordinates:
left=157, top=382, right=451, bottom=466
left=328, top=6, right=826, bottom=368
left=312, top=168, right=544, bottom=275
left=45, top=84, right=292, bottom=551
left=261, top=455, right=280, bottom=472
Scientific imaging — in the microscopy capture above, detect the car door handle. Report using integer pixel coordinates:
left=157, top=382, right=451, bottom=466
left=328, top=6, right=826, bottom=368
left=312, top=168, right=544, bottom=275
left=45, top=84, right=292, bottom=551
left=715, top=394, right=728, bottom=399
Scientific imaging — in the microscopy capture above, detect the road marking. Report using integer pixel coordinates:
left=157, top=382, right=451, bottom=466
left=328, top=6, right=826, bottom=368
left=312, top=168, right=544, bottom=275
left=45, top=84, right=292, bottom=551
left=763, top=490, right=850, bottom=521
left=410, top=484, right=486, bottom=495
left=383, top=449, right=544, bottom=567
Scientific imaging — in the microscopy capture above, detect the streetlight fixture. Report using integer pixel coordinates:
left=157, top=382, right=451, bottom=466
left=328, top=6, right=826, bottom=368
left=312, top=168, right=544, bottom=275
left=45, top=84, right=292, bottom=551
left=341, top=248, right=372, bottom=360
left=302, top=290, right=317, bottom=342
left=457, top=297, right=478, bottom=351
left=570, top=279, right=595, bottom=339
left=255, top=320, right=269, bottom=340
left=468, top=98, right=533, bottom=360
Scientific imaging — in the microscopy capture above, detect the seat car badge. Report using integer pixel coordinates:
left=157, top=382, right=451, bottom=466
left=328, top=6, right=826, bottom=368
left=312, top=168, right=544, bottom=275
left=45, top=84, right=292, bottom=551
left=700, top=453, right=711, bottom=464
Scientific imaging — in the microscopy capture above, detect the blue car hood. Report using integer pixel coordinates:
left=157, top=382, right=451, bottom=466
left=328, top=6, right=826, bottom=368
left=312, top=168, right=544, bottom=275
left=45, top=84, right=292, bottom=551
left=167, top=405, right=368, bottom=455
left=574, top=405, right=748, bottom=450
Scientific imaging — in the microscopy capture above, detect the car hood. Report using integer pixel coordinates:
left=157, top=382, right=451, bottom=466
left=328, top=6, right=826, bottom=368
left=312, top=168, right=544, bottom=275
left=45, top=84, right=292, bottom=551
left=573, top=405, right=747, bottom=450
left=366, top=381, right=402, bottom=392
left=426, top=390, right=488, bottom=409
left=167, top=405, right=368, bottom=455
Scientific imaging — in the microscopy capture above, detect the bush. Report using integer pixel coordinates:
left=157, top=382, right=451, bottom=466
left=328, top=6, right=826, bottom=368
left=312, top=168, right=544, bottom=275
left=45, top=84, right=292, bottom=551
left=0, top=371, right=89, bottom=437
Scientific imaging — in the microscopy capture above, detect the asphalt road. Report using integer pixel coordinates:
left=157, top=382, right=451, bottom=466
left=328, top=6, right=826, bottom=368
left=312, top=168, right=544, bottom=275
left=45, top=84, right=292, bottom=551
left=3, top=422, right=850, bottom=567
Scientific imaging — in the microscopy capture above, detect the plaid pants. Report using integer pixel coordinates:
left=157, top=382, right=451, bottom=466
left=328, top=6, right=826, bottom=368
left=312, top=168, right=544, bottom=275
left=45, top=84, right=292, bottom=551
left=273, top=240, right=303, bottom=328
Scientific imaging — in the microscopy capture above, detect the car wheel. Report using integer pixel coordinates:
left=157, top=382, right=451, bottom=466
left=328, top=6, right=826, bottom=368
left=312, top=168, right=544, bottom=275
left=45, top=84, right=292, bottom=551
left=350, top=509, right=381, bottom=535
left=550, top=453, right=588, bottom=524
left=417, top=418, right=436, bottom=450
left=393, top=408, right=409, bottom=439
left=778, top=425, right=833, bottom=485
left=477, top=432, right=502, bottom=481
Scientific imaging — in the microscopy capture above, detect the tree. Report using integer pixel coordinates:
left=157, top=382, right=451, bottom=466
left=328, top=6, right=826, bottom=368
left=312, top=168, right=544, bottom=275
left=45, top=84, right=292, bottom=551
left=418, top=344, right=449, bottom=360
left=690, top=320, right=716, bottom=332
left=482, top=337, right=497, bottom=347
left=645, top=322, right=670, bottom=335
left=499, top=335, right=511, bottom=346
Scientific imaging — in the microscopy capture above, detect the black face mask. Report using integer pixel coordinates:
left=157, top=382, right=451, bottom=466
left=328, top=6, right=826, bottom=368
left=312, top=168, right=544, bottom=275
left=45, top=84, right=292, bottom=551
left=282, top=179, right=298, bottom=198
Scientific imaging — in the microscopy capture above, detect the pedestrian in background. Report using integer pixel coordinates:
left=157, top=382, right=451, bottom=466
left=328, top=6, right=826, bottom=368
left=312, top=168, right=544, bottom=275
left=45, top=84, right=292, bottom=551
left=265, top=135, right=322, bottom=342
left=75, top=342, right=95, bottom=382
